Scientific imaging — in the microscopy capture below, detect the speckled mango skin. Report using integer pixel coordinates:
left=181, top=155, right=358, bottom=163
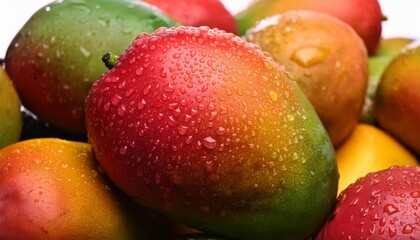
left=0, top=138, right=161, bottom=240
left=5, top=0, right=177, bottom=134
left=86, top=26, right=338, bottom=240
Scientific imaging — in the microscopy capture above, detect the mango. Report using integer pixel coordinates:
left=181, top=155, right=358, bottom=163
left=360, top=37, right=414, bottom=124
left=0, top=67, right=22, bottom=149
left=375, top=41, right=420, bottom=156
left=0, top=138, right=172, bottom=239
left=235, top=0, right=383, bottom=55
left=336, top=124, right=418, bottom=194
left=245, top=10, right=368, bottom=147
left=86, top=26, right=338, bottom=240
left=5, top=0, right=178, bottom=135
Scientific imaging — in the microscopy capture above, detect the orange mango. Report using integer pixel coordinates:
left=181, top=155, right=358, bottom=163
left=336, top=124, right=418, bottom=194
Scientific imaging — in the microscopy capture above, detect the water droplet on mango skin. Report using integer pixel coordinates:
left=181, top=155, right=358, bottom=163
left=291, top=46, right=329, bottom=68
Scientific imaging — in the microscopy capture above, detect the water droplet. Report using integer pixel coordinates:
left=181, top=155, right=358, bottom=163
left=125, top=88, right=135, bottom=97
left=264, top=59, right=274, bottom=70
left=370, top=213, right=380, bottom=221
left=410, top=191, right=420, bottom=198
left=119, top=146, right=127, bottom=156
left=402, top=224, right=414, bottom=234
left=269, top=91, right=278, bottom=102
left=136, top=67, right=144, bottom=76
left=173, top=52, right=181, bottom=59
left=137, top=99, right=146, bottom=110
left=271, top=151, right=278, bottom=159
left=291, top=46, right=328, bottom=67
left=292, top=152, right=298, bottom=160
left=79, top=46, right=91, bottom=58
left=388, top=227, right=397, bottom=238
left=216, top=127, right=226, bottom=135
left=206, top=160, right=214, bottom=172
left=219, top=106, right=228, bottom=115
left=185, top=136, right=193, bottom=144
left=117, top=104, right=126, bottom=116
left=190, top=50, right=196, bottom=57
left=178, top=126, right=188, bottom=135
left=143, top=84, right=151, bottom=95
left=203, top=137, right=217, bottom=149
left=111, top=95, right=122, bottom=106
left=160, top=68, right=167, bottom=78
left=164, top=83, right=175, bottom=93
left=384, top=203, right=399, bottom=215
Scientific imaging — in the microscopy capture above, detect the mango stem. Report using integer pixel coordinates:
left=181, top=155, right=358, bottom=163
left=102, top=52, right=119, bottom=69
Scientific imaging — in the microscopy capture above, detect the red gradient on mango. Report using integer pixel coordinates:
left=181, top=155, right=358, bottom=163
left=86, top=26, right=337, bottom=239
left=316, top=166, right=420, bottom=240
left=143, top=0, right=238, bottom=34
left=375, top=44, right=420, bottom=156
left=0, top=138, right=141, bottom=239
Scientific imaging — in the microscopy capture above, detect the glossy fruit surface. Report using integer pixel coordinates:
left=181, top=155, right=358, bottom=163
left=360, top=37, right=413, bottom=124
left=85, top=26, right=338, bottom=240
left=5, top=0, right=177, bottom=134
left=235, top=0, right=383, bottom=55
left=336, top=124, right=418, bottom=194
left=375, top=42, right=420, bottom=156
left=245, top=10, right=368, bottom=147
left=316, top=165, right=420, bottom=240
left=0, top=67, right=22, bottom=149
left=0, top=138, right=172, bottom=240
left=142, top=0, right=237, bottom=34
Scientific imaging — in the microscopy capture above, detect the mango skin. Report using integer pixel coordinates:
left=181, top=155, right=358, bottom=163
left=86, top=26, right=338, bottom=240
left=336, top=124, right=418, bottom=195
left=235, top=0, right=383, bottom=55
left=245, top=11, right=368, bottom=148
left=0, top=138, right=173, bottom=240
left=360, top=37, right=414, bottom=124
left=0, top=67, right=22, bottom=149
left=5, top=0, right=178, bottom=135
left=375, top=42, right=420, bottom=157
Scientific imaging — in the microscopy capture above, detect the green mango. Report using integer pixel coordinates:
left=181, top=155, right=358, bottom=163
left=5, top=0, right=178, bottom=135
left=0, top=67, right=22, bottom=149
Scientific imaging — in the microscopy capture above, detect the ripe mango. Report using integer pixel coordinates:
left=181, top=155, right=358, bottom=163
left=336, top=124, right=418, bottom=194
left=235, top=0, right=383, bottom=55
left=5, top=0, right=178, bottom=135
left=86, top=26, right=338, bottom=240
left=375, top=42, right=420, bottom=156
left=0, top=138, right=172, bottom=239
left=245, top=11, right=368, bottom=147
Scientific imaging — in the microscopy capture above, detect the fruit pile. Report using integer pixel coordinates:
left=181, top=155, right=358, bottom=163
left=0, top=0, right=419, bottom=239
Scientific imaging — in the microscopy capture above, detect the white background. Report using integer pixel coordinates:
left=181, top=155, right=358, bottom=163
left=1, top=0, right=420, bottom=58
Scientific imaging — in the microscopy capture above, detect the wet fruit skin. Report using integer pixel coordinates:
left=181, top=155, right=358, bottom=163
left=316, top=165, right=420, bottom=240
left=142, top=0, right=238, bottom=34
left=0, top=138, right=173, bottom=240
left=5, top=0, right=178, bottom=135
left=360, top=37, right=414, bottom=124
left=235, top=0, right=383, bottom=55
left=375, top=42, right=420, bottom=157
left=85, top=26, right=338, bottom=240
left=336, top=124, right=418, bottom=195
left=0, top=67, right=22, bottom=149
left=245, top=10, right=368, bottom=148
